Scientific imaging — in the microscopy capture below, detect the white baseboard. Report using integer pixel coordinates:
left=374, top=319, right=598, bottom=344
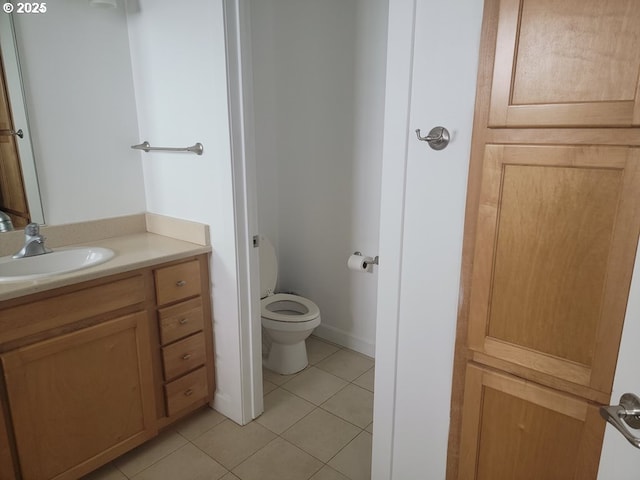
left=313, top=324, right=375, bottom=358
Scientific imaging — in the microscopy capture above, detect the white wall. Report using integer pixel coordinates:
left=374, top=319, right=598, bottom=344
left=373, top=0, right=482, bottom=477
left=13, top=2, right=146, bottom=225
left=599, top=251, right=640, bottom=477
left=126, top=0, right=244, bottom=423
left=250, top=0, right=388, bottom=356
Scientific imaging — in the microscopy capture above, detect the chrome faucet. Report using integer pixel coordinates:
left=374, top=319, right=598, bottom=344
left=12, top=223, right=52, bottom=259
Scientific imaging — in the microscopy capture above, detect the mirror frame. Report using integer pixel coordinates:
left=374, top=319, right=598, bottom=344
left=0, top=14, right=44, bottom=225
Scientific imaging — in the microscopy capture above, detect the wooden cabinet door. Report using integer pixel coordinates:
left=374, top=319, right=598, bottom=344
left=0, top=405, right=16, bottom=480
left=467, top=145, right=640, bottom=397
left=458, top=364, right=605, bottom=480
left=1, top=312, right=156, bottom=480
left=489, top=0, right=640, bottom=127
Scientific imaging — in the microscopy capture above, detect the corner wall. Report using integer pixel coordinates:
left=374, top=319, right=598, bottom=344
left=126, top=0, right=244, bottom=423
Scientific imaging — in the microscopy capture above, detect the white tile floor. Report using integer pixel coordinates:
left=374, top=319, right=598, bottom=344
left=83, top=336, right=374, bottom=480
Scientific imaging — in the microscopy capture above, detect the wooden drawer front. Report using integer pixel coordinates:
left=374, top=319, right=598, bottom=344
left=155, top=260, right=201, bottom=306
left=158, top=297, right=204, bottom=345
left=162, top=332, right=206, bottom=381
left=164, top=367, right=208, bottom=416
left=0, top=275, right=146, bottom=345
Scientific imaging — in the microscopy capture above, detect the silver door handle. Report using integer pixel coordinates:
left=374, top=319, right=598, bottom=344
left=600, top=393, right=640, bottom=449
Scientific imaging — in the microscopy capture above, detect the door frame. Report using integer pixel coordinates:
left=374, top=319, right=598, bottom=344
left=223, top=0, right=401, bottom=472
left=370, top=0, right=417, bottom=477
left=224, top=0, right=415, bottom=476
left=223, top=0, right=263, bottom=425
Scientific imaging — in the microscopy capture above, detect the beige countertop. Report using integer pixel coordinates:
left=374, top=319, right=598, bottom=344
left=0, top=232, right=211, bottom=301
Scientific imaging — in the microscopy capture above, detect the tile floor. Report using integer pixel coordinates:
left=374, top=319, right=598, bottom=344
left=83, top=336, right=375, bottom=480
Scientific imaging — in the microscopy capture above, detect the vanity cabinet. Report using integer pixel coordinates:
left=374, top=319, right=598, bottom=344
left=0, top=254, right=214, bottom=480
left=152, top=257, right=215, bottom=426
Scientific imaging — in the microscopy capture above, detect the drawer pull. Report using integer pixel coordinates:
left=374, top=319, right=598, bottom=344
left=182, top=353, right=192, bottom=360
left=179, top=317, right=189, bottom=325
left=184, top=388, right=194, bottom=397
left=176, top=280, right=187, bottom=287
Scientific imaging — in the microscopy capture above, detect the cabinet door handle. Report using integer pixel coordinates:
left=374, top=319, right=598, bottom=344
left=176, top=280, right=187, bottom=287
left=182, top=353, right=192, bottom=360
left=179, top=317, right=189, bottom=325
left=184, top=388, right=194, bottom=397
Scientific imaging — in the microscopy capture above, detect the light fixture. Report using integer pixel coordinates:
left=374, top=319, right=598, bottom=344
left=89, top=0, right=117, bottom=8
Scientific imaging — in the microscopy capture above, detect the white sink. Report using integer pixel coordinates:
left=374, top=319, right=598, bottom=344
left=0, top=247, right=115, bottom=283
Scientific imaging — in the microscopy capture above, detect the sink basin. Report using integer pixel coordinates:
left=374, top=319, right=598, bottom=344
left=0, top=247, right=115, bottom=282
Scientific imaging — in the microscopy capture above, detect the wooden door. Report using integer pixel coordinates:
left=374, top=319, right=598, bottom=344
left=2, top=312, right=156, bottom=480
left=0, top=51, right=29, bottom=227
left=468, top=145, right=640, bottom=399
left=459, top=365, right=605, bottom=480
left=489, top=0, right=640, bottom=127
left=447, top=0, right=640, bottom=478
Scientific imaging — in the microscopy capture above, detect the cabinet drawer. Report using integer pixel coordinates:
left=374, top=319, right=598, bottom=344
left=158, top=297, right=204, bottom=345
left=0, top=275, right=146, bottom=345
left=155, top=260, right=201, bottom=306
left=162, top=332, right=206, bottom=381
left=164, top=367, right=208, bottom=416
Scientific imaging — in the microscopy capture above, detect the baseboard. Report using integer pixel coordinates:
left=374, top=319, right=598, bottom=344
left=313, top=324, right=375, bottom=358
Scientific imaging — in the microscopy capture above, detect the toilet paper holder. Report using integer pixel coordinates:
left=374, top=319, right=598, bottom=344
left=353, top=251, right=379, bottom=267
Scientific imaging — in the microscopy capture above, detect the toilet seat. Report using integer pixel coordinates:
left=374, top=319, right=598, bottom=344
left=261, top=293, right=320, bottom=323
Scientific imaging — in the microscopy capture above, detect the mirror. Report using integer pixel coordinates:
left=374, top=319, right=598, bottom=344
left=0, top=14, right=44, bottom=230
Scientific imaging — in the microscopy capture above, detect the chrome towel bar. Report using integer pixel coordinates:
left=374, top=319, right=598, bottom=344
left=131, top=141, right=204, bottom=156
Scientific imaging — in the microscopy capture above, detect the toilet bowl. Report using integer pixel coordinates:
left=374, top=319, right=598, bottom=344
left=259, top=236, right=321, bottom=374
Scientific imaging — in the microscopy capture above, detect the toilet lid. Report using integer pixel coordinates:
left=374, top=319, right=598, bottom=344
left=259, top=235, right=278, bottom=298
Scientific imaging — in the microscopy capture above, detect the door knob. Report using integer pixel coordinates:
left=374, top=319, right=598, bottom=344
left=600, top=393, right=640, bottom=448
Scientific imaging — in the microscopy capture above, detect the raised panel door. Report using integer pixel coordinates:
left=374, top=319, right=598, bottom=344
left=467, top=145, right=640, bottom=395
left=458, top=364, right=605, bottom=480
left=489, top=0, right=640, bottom=127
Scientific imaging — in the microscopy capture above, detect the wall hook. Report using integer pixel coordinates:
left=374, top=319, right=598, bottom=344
left=415, top=126, right=450, bottom=150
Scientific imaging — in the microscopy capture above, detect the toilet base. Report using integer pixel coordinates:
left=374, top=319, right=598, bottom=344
left=263, top=340, right=308, bottom=375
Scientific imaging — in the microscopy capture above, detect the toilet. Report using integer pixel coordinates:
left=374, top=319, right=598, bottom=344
left=259, top=235, right=321, bottom=375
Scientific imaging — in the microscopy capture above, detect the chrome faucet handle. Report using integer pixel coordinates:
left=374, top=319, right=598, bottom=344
left=25, top=222, right=40, bottom=236
left=12, top=223, right=51, bottom=258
